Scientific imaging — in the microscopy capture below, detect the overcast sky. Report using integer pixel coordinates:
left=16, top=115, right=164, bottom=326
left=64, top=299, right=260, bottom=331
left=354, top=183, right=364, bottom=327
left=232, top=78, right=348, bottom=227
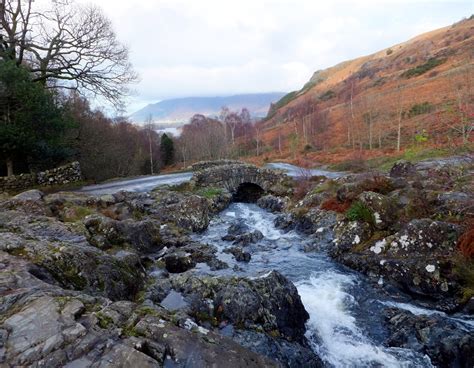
left=77, top=0, right=473, bottom=114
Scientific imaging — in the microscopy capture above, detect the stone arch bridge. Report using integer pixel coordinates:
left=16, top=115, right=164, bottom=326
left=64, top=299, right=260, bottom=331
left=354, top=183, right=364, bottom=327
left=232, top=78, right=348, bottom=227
left=191, top=163, right=291, bottom=201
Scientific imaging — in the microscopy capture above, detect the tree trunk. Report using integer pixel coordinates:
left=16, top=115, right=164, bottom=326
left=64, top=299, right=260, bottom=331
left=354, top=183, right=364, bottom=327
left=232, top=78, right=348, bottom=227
left=148, top=134, right=154, bottom=175
left=6, top=158, right=13, bottom=177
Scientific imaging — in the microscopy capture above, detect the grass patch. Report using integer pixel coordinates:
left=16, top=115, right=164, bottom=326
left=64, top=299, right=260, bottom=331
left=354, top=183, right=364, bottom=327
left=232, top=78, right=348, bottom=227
left=453, top=255, right=474, bottom=303
left=196, top=187, right=223, bottom=199
left=346, top=201, right=375, bottom=224
left=96, top=312, right=114, bottom=329
left=312, top=179, right=340, bottom=195
left=63, top=205, right=94, bottom=222
left=363, top=145, right=474, bottom=172
left=401, top=58, right=446, bottom=78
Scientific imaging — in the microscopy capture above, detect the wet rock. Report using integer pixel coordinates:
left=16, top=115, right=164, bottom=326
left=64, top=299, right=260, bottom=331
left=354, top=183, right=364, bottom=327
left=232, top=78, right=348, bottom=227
left=224, top=246, right=251, bottom=262
left=233, top=330, right=323, bottom=368
left=151, top=271, right=309, bottom=343
left=294, top=208, right=338, bottom=235
left=274, top=213, right=295, bottom=231
left=384, top=308, right=474, bottom=368
left=257, top=194, right=288, bottom=213
left=134, top=315, right=279, bottom=367
left=163, top=251, right=196, bottom=273
left=222, top=222, right=264, bottom=245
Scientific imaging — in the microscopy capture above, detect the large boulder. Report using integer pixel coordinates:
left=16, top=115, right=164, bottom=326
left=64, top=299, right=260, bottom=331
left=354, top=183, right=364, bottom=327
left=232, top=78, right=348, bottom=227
left=257, top=194, right=289, bottom=213
left=150, top=271, right=309, bottom=343
left=147, top=190, right=211, bottom=232
left=358, top=191, right=397, bottom=230
left=84, top=215, right=163, bottom=253
left=390, top=160, right=417, bottom=178
left=335, top=219, right=463, bottom=310
left=384, top=308, right=474, bottom=368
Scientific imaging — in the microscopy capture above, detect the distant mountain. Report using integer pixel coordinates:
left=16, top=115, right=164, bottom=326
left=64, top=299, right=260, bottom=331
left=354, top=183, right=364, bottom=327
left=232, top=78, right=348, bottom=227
left=130, top=93, right=286, bottom=124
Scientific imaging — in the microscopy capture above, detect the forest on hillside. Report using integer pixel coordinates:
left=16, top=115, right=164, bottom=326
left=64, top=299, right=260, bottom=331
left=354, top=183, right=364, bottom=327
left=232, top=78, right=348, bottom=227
left=0, top=0, right=174, bottom=182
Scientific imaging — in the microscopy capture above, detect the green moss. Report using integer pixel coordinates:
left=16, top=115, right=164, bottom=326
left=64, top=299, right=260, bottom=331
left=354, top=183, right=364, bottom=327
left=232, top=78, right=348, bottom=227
left=453, top=257, right=474, bottom=303
left=122, top=323, right=143, bottom=337
left=61, top=204, right=94, bottom=223
left=196, top=187, right=223, bottom=199
left=7, top=246, right=27, bottom=257
left=132, top=209, right=144, bottom=220
left=346, top=201, right=375, bottom=225
left=312, top=179, right=340, bottom=194
left=96, top=312, right=114, bottom=329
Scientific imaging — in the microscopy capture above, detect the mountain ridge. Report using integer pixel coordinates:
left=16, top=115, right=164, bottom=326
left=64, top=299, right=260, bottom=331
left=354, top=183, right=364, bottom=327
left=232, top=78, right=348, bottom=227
left=131, top=92, right=286, bottom=124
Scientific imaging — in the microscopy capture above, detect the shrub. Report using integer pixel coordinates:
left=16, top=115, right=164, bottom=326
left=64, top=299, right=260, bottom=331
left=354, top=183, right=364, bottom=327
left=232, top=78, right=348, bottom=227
left=386, top=48, right=393, bottom=55
left=401, top=58, right=446, bottom=78
left=408, top=102, right=434, bottom=117
left=360, top=174, right=394, bottom=195
left=321, top=197, right=352, bottom=213
left=293, top=179, right=313, bottom=201
left=346, top=201, right=374, bottom=224
left=319, top=90, right=336, bottom=101
left=458, top=223, right=474, bottom=258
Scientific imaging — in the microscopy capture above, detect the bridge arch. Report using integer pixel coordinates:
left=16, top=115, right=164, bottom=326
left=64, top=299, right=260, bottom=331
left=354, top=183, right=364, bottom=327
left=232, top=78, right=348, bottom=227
left=192, top=163, right=291, bottom=201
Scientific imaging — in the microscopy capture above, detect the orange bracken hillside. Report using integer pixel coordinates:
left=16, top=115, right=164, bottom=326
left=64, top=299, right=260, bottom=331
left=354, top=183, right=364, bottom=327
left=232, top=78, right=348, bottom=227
left=249, top=16, right=474, bottom=167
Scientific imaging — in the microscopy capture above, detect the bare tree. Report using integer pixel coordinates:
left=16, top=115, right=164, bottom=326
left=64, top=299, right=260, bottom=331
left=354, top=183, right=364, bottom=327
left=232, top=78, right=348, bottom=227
left=0, top=0, right=137, bottom=107
left=447, top=64, right=474, bottom=144
left=145, top=115, right=154, bottom=175
left=395, top=83, right=405, bottom=152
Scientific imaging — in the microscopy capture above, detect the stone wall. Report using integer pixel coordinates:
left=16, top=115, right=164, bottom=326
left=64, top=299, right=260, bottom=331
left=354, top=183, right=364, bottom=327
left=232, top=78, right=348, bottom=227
left=0, top=173, right=36, bottom=193
left=0, top=161, right=82, bottom=193
left=192, top=163, right=292, bottom=196
left=191, top=160, right=244, bottom=171
left=36, top=161, right=82, bottom=186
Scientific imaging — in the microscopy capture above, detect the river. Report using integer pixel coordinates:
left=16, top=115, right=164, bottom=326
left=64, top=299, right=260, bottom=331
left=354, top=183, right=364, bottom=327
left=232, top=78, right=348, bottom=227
left=79, top=163, right=473, bottom=367
left=190, top=202, right=441, bottom=367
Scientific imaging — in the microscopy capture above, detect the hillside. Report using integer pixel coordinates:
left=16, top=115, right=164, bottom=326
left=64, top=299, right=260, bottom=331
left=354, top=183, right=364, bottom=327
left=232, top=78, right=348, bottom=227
left=254, top=17, right=474, bottom=165
left=131, top=93, right=286, bottom=124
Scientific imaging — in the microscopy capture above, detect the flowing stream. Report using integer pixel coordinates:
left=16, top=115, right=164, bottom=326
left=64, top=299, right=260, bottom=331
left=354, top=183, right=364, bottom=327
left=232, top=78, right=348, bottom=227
left=191, top=203, right=473, bottom=368
left=78, top=164, right=473, bottom=366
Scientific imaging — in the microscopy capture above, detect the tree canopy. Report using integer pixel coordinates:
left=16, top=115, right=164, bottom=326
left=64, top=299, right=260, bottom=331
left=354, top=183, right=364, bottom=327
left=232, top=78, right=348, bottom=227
left=0, top=0, right=137, bottom=107
left=0, top=60, right=72, bottom=175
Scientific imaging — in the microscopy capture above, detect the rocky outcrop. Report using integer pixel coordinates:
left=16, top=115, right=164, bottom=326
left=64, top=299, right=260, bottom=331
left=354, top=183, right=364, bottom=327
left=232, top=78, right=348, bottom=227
left=334, top=219, right=463, bottom=310
left=0, top=251, right=279, bottom=368
left=150, top=271, right=309, bottom=342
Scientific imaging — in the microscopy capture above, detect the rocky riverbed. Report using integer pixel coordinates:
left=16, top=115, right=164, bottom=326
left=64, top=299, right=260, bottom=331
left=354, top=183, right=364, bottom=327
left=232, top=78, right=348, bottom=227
left=0, top=159, right=473, bottom=367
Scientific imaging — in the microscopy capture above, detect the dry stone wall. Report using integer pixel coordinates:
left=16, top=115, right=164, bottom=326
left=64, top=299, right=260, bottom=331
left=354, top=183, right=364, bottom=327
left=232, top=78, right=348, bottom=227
left=0, top=161, right=82, bottom=193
